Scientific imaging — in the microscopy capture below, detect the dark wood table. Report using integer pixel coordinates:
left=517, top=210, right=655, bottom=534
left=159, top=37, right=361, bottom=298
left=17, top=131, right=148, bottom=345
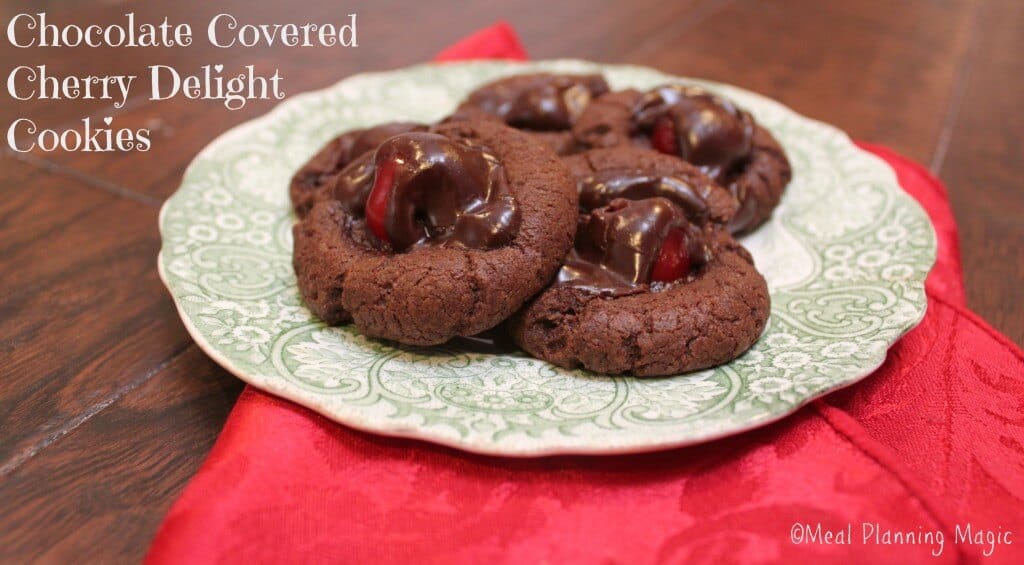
left=2, top=0, right=1021, bottom=561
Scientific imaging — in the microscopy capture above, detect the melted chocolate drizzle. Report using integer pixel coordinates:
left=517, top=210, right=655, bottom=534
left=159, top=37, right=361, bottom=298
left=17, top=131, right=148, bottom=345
left=332, top=151, right=375, bottom=213
left=557, top=198, right=710, bottom=296
left=634, top=85, right=754, bottom=183
left=468, top=74, right=609, bottom=131
left=335, top=132, right=521, bottom=252
left=303, top=122, right=424, bottom=191
left=577, top=169, right=711, bottom=224
left=345, top=122, right=427, bottom=161
left=727, top=183, right=760, bottom=235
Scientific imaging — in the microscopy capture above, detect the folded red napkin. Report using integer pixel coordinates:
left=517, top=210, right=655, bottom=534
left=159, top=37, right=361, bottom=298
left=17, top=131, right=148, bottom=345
left=147, top=23, right=1024, bottom=564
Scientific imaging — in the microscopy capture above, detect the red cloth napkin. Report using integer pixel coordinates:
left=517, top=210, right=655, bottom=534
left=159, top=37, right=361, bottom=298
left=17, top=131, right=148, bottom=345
left=147, top=23, right=1024, bottom=564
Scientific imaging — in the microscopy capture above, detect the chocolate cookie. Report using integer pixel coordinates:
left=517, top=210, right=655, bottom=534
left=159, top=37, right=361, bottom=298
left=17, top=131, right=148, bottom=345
left=446, top=73, right=610, bottom=155
left=572, top=84, right=791, bottom=234
left=511, top=197, right=770, bottom=376
left=289, top=122, right=426, bottom=217
left=292, top=120, right=578, bottom=346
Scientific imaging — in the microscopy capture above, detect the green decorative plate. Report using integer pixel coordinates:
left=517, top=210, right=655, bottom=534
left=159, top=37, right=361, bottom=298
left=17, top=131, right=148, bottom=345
left=158, top=60, right=935, bottom=456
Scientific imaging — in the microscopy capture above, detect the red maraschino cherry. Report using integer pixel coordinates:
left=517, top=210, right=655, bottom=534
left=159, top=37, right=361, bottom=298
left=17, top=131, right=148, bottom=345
left=364, top=159, right=396, bottom=243
left=650, top=115, right=679, bottom=156
left=650, top=227, right=692, bottom=283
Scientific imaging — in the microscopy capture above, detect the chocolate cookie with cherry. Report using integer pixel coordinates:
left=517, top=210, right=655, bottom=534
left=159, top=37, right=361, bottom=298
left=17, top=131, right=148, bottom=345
left=573, top=84, right=791, bottom=234
left=446, top=72, right=609, bottom=155
left=289, top=121, right=427, bottom=217
left=292, top=120, right=578, bottom=346
left=510, top=196, right=770, bottom=376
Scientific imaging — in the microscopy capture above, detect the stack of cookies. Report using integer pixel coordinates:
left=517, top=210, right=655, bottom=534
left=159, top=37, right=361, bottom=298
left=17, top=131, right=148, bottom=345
left=289, top=72, right=791, bottom=376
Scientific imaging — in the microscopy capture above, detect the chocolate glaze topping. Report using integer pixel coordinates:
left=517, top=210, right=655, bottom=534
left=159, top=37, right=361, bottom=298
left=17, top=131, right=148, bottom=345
left=332, top=151, right=376, bottom=213
left=557, top=198, right=710, bottom=296
left=346, top=122, right=428, bottom=161
left=577, top=169, right=711, bottom=224
left=634, top=85, right=754, bottom=183
left=466, top=74, right=609, bottom=131
left=353, top=132, right=520, bottom=251
left=728, top=184, right=760, bottom=235
left=298, top=122, right=425, bottom=191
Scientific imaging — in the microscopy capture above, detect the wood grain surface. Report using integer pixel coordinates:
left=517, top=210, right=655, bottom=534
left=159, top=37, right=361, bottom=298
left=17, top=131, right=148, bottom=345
left=1, top=0, right=1021, bottom=561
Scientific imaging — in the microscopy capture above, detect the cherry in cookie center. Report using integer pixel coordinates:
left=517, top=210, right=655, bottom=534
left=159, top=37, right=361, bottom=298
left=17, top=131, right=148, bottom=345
left=558, top=197, right=710, bottom=296
left=292, top=122, right=426, bottom=215
left=341, top=132, right=521, bottom=251
left=635, top=84, right=755, bottom=183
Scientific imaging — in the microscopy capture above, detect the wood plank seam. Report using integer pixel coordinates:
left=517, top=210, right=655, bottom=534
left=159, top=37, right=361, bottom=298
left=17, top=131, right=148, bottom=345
left=6, top=152, right=164, bottom=208
left=929, top=3, right=982, bottom=174
left=0, top=342, right=195, bottom=478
